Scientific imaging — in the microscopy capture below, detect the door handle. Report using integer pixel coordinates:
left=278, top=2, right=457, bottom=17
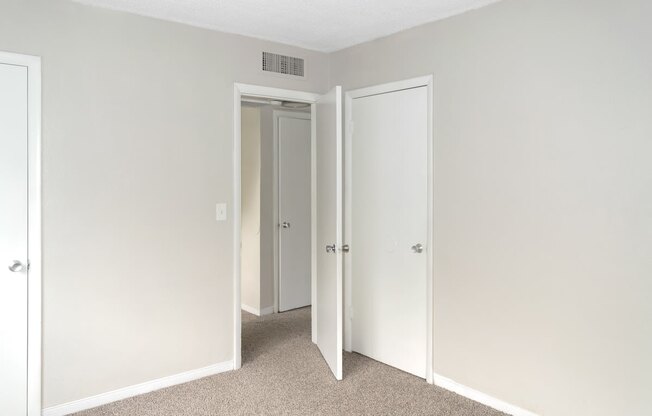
left=341, top=244, right=350, bottom=253
left=8, top=260, right=26, bottom=272
left=281, top=222, right=291, bottom=229
left=411, top=243, right=424, bottom=254
left=326, top=244, right=336, bottom=253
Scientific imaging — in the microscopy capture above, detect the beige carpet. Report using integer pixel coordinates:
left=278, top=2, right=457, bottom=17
left=75, top=307, right=505, bottom=415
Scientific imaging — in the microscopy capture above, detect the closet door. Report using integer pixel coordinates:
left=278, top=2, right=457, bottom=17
left=0, top=62, right=29, bottom=415
left=350, top=86, right=428, bottom=378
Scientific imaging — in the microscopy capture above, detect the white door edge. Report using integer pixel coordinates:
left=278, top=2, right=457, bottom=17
left=0, top=49, right=42, bottom=416
left=343, top=75, right=434, bottom=383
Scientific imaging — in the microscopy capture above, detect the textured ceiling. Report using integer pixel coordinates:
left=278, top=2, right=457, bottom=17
left=73, top=0, right=502, bottom=52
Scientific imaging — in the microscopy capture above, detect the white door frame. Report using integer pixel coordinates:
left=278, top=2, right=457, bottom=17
left=344, top=75, right=434, bottom=383
left=233, top=83, right=320, bottom=369
left=272, top=110, right=311, bottom=314
left=0, top=50, right=42, bottom=415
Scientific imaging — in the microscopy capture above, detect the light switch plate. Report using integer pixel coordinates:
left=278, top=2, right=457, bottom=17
left=216, top=203, right=227, bottom=221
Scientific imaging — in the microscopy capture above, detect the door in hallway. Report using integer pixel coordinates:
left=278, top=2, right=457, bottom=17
left=349, top=86, right=428, bottom=378
left=0, top=62, right=29, bottom=414
left=278, top=112, right=312, bottom=312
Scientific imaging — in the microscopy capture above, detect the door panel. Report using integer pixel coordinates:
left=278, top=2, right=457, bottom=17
left=0, top=63, right=29, bottom=415
left=279, top=115, right=312, bottom=312
left=351, top=86, right=428, bottom=378
left=316, top=86, right=343, bottom=380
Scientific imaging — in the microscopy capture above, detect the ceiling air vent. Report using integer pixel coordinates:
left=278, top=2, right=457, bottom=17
left=262, top=51, right=305, bottom=77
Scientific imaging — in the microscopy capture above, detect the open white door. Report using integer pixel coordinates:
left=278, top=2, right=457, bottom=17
left=315, top=86, right=343, bottom=380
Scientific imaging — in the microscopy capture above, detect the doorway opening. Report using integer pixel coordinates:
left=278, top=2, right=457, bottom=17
left=239, top=96, right=313, bottom=370
left=240, top=97, right=312, bottom=318
left=233, top=84, right=321, bottom=371
left=234, top=83, right=343, bottom=380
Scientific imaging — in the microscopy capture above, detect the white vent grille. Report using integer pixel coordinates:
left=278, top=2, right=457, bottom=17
left=262, top=52, right=305, bottom=77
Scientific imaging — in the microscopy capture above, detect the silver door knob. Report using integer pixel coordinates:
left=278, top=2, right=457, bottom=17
left=8, top=260, right=26, bottom=272
left=281, top=222, right=291, bottom=229
left=326, top=244, right=336, bottom=253
left=411, top=243, right=424, bottom=254
left=341, top=245, right=350, bottom=253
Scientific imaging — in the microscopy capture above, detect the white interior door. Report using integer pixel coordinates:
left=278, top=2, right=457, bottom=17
left=278, top=113, right=312, bottom=312
left=316, top=86, right=343, bottom=380
left=0, top=62, right=29, bottom=415
left=350, top=86, right=428, bottom=378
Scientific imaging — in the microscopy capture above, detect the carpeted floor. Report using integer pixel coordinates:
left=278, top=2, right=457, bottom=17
left=75, top=307, right=505, bottom=415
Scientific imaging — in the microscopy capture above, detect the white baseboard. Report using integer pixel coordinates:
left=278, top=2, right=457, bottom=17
left=241, top=304, right=275, bottom=316
left=433, top=373, right=538, bottom=416
left=43, top=361, right=233, bottom=416
left=241, top=303, right=259, bottom=315
left=260, top=305, right=274, bottom=315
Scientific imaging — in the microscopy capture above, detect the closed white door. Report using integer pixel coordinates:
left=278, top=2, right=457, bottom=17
left=0, top=62, right=29, bottom=415
left=278, top=113, right=312, bottom=312
left=350, top=86, right=428, bottom=378
left=316, top=86, right=343, bottom=380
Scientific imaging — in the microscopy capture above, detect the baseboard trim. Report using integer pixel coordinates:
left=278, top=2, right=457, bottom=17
left=241, top=304, right=274, bottom=316
left=260, top=305, right=274, bottom=315
left=42, top=361, right=234, bottom=416
left=241, top=303, right=260, bottom=315
left=433, top=373, right=538, bottom=416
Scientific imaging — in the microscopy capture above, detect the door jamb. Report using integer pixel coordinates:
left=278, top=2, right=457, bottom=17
left=0, top=50, right=42, bottom=415
left=343, top=75, right=434, bottom=383
left=272, top=110, right=312, bottom=314
left=233, top=83, right=320, bottom=369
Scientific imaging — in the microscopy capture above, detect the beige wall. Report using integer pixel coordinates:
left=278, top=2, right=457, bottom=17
left=330, top=0, right=652, bottom=415
left=259, top=106, right=276, bottom=311
left=0, top=0, right=328, bottom=407
left=240, top=106, right=261, bottom=311
left=238, top=104, right=277, bottom=314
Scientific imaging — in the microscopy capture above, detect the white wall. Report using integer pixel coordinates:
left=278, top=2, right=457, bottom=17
left=0, top=0, right=328, bottom=407
left=241, top=106, right=261, bottom=312
left=330, top=0, right=652, bottom=415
